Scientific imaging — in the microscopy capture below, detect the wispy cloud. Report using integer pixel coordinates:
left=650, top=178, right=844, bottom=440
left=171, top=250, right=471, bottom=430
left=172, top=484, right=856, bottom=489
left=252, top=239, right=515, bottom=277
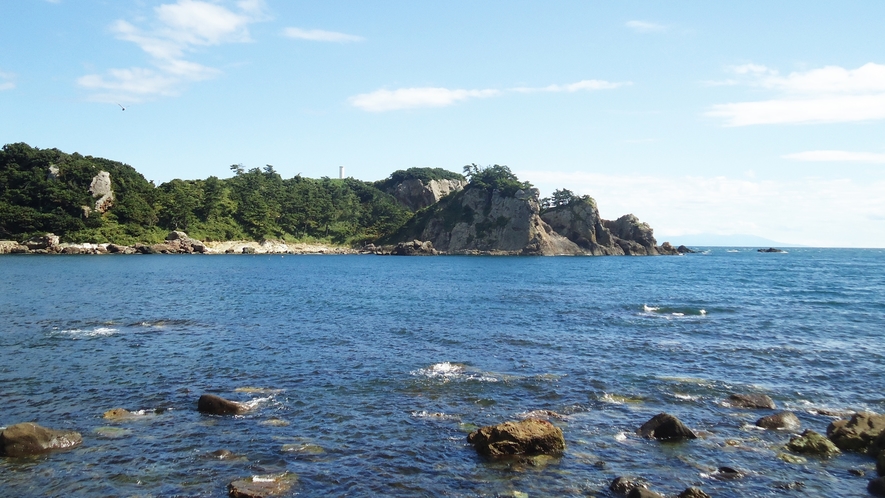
left=78, top=0, right=268, bottom=103
left=784, top=150, right=885, bottom=163
left=0, top=71, right=15, bottom=91
left=350, top=79, right=628, bottom=112
left=350, top=88, right=500, bottom=112
left=707, top=62, right=885, bottom=125
left=512, top=79, right=629, bottom=93
left=625, top=20, right=667, bottom=33
left=283, top=27, right=363, bottom=43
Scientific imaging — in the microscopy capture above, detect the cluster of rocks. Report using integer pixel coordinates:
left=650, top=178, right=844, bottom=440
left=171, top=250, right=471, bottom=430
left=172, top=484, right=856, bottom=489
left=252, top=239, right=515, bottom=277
left=4, top=388, right=884, bottom=496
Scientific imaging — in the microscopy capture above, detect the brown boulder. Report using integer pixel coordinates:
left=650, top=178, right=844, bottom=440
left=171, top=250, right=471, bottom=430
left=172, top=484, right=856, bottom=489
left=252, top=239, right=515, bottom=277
left=198, top=394, right=248, bottom=415
left=628, top=488, right=665, bottom=498
left=0, top=422, right=83, bottom=457
left=728, top=393, right=775, bottom=409
left=103, top=408, right=133, bottom=420
left=756, top=411, right=801, bottom=431
left=610, top=476, right=646, bottom=495
left=870, top=477, right=885, bottom=497
left=827, top=412, right=885, bottom=452
left=467, top=418, right=565, bottom=456
left=637, top=413, right=697, bottom=440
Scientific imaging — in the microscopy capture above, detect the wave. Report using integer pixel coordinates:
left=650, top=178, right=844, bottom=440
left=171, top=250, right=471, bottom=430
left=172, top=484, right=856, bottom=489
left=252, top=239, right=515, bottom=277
left=410, top=362, right=500, bottom=383
left=54, top=327, right=119, bottom=338
left=642, top=304, right=707, bottom=317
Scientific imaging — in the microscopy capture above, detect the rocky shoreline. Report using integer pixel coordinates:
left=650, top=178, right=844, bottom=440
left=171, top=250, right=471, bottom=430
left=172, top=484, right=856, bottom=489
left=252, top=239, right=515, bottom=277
left=0, top=231, right=700, bottom=257
left=3, top=393, right=883, bottom=497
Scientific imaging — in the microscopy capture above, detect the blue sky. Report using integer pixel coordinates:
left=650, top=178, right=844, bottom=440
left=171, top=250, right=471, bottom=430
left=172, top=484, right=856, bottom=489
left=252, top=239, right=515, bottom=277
left=2, top=1, right=885, bottom=247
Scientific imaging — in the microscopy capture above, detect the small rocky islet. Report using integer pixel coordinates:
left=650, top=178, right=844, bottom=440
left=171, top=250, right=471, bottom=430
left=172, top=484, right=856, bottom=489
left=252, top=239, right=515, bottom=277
left=4, top=394, right=884, bottom=497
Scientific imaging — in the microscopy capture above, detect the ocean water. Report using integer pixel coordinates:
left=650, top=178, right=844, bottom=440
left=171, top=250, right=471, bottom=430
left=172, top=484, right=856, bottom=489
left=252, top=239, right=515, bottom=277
left=0, top=248, right=883, bottom=497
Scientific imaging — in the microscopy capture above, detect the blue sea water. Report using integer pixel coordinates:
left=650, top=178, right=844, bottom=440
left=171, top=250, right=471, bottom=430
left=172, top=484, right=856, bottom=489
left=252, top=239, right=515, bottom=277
left=0, top=248, right=883, bottom=497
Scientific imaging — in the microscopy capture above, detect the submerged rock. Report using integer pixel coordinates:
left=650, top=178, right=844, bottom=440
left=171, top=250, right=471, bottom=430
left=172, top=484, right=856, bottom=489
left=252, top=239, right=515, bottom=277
left=103, top=408, right=133, bottom=420
left=678, top=487, right=711, bottom=498
left=758, top=247, right=785, bottom=253
left=786, top=429, right=841, bottom=457
left=0, top=422, right=83, bottom=457
left=610, top=476, right=647, bottom=495
left=827, top=412, right=885, bottom=452
left=228, top=472, right=297, bottom=498
left=756, top=411, right=801, bottom=431
left=636, top=413, right=697, bottom=440
left=197, top=394, right=249, bottom=415
left=467, top=418, right=565, bottom=456
left=727, top=393, right=776, bottom=409
left=627, top=488, right=664, bottom=498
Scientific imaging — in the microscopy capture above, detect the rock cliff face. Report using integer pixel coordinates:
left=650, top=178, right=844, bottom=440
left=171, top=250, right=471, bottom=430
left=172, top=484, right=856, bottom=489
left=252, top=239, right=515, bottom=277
left=398, top=189, right=676, bottom=256
left=541, top=198, right=676, bottom=256
left=89, top=171, right=115, bottom=214
left=417, top=188, right=581, bottom=255
left=390, top=178, right=466, bottom=211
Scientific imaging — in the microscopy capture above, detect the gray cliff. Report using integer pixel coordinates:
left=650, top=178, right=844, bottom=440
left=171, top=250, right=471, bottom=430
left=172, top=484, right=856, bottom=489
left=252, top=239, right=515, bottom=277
left=390, top=178, right=466, bottom=211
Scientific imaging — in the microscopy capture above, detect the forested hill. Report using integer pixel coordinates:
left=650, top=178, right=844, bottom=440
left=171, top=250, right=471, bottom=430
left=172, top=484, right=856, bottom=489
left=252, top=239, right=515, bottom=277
left=0, top=143, right=456, bottom=246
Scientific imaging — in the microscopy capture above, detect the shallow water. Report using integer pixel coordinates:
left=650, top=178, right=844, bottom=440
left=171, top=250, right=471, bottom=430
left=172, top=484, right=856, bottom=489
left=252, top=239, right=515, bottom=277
left=1, top=249, right=883, bottom=496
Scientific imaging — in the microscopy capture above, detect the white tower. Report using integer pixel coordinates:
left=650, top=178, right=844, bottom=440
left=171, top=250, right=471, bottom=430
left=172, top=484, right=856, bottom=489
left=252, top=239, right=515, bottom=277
left=339, top=166, right=345, bottom=179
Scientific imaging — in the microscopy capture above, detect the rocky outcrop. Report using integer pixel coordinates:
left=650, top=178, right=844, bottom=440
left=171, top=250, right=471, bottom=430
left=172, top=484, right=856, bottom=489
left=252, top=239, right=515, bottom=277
left=0, top=422, right=83, bottom=457
left=756, top=411, right=801, bottom=431
left=391, top=240, right=437, bottom=255
left=678, top=487, right=711, bottom=498
left=197, top=394, right=249, bottom=415
left=417, top=188, right=582, bottom=255
left=827, top=412, right=885, bottom=452
left=758, top=247, right=785, bottom=253
left=0, top=241, right=28, bottom=254
left=390, top=178, right=466, bottom=211
left=467, top=418, right=565, bottom=456
left=610, top=476, right=647, bottom=495
left=540, top=199, right=676, bottom=256
left=89, top=170, right=115, bottom=214
left=637, top=413, right=697, bottom=440
left=727, top=393, right=776, bottom=409
left=24, top=233, right=60, bottom=252
left=786, top=430, right=840, bottom=456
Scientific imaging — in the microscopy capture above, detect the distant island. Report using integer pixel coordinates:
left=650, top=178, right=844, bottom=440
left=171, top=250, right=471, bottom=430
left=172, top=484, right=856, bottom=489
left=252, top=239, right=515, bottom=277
left=0, top=142, right=685, bottom=256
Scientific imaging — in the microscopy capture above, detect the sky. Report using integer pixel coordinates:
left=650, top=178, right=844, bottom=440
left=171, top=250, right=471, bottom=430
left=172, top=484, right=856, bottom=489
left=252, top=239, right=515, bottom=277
left=2, top=1, right=885, bottom=247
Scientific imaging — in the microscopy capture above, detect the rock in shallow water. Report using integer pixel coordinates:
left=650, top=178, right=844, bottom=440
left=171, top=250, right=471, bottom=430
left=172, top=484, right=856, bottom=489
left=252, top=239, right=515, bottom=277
left=636, top=413, right=697, bottom=440
left=0, top=422, right=82, bottom=457
left=786, top=429, right=841, bottom=457
left=870, top=477, right=885, bottom=497
left=228, top=472, right=297, bottom=498
left=467, top=418, right=565, bottom=456
left=678, top=487, right=711, bottom=498
left=727, top=393, right=776, bottom=409
left=827, top=412, right=885, bottom=452
left=756, top=411, right=801, bottom=430
left=610, top=476, right=646, bottom=495
left=198, top=394, right=249, bottom=415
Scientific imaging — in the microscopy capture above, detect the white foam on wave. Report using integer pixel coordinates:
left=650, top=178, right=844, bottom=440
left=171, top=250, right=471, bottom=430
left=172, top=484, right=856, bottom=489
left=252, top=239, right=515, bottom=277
left=614, top=432, right=628, bottom=442
left=642, top=304, right=660, bottom=312
left=411, top=410, right=460, bottom=421
left=411, top=362, right=500, bottom=382
left=672, top=392, right=700, bottom=401
left=57, top=327, right=119, bottom=338
left=242, top=396, right=273, bottom=410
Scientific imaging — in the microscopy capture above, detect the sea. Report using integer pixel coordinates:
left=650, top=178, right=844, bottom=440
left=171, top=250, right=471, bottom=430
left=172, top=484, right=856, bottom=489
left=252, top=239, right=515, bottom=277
left=0, top=248, right=883, bottom=497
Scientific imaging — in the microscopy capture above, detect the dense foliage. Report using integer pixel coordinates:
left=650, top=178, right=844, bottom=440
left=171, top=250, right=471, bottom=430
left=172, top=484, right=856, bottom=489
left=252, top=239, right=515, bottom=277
left=462, top=164, right=532, bottom=196
left=374, top=167, right=465, bottom=193
left=0, top=143, right=413, bottom=245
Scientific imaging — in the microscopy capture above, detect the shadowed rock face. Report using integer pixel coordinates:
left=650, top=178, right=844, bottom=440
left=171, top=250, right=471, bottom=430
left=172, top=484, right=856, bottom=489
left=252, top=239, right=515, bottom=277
left=540, top=198, right=622, bottom=255
left=467, top=418, right=565, bottom=456
left=757, top=411, right=802, bottom=431
left=0, top=423, right=83, bottom=457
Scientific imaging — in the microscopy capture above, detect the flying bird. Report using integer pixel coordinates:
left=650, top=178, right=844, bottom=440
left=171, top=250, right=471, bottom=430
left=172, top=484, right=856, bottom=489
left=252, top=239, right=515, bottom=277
left=117, top=103, right=126, bottom=111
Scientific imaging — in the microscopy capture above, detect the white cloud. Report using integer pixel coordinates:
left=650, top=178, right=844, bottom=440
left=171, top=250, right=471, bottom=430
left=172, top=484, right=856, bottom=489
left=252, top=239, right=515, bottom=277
left=0, top=71, right=14, bottom=91
left=512, top=79, right=629, bottom=93
left=283, top=27, right=363, bottom=43
left=351, top=79, right=627, bottom=112
left=78, top=0, right=267, bottom=103
left=516, top=169, right=885, bottom=247
left=708, top=62, right=885, bottom=125
left=784, top=150, right=885, bottom=163
left=625, top=20, right=666, bottom=33
left=350, top=87, right=500, bottom=112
